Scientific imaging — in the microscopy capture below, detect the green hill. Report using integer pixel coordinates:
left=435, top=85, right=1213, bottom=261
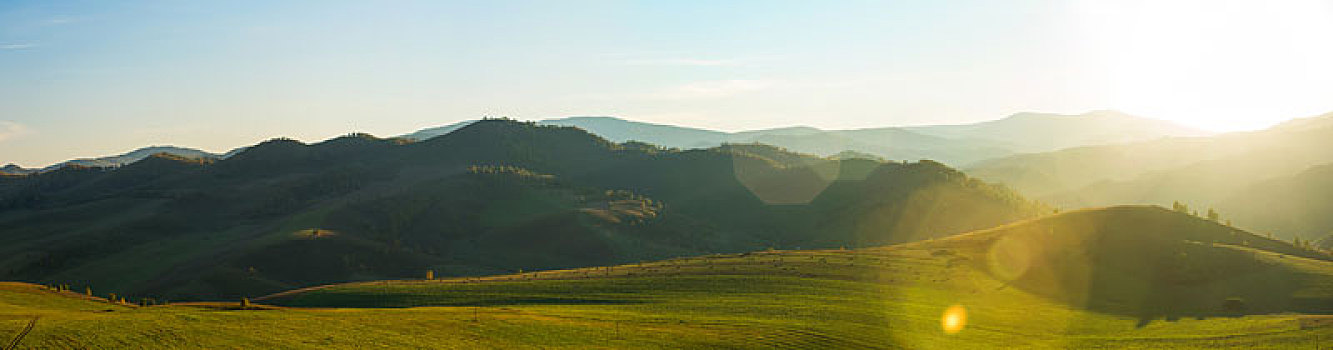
left=260, top=206, right=1333, bottom=348
left=5, top=207, right=1322, bottom=348
left=0, top=119, right=1045, bottom=301
left=2, top=206, right=1329, bottom=349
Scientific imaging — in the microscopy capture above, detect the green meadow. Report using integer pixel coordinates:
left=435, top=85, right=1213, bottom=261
left=5, top=207, right=1331, bottom=349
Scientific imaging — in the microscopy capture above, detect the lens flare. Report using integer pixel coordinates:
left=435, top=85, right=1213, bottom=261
left=987, top=235, right=1031, bottom=282
left=941, top=305, right=967, bottom=334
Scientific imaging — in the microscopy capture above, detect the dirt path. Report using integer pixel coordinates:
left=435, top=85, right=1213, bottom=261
left=3, top=317, right=37, bottom=350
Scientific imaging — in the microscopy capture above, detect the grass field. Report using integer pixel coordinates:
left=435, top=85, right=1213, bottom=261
left=4, top=207, right=1332, bottom=349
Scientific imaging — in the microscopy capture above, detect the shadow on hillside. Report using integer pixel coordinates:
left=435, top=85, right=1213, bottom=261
left=984, top=207, right=1332, bottom=328
left=401, top=297, right=649, bottom=308
left=1080, top=243, right=1329, bottom=328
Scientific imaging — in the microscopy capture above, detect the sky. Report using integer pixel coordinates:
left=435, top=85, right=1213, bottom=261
left=3, top=0, right=1333, bottom=167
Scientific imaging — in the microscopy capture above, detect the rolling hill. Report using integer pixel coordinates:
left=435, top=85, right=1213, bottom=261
left=1, top=206, right=1328, bottom=349
left=967, top=111, right=1333, bottom=240
left=0, top=119, right=1046, bottom=302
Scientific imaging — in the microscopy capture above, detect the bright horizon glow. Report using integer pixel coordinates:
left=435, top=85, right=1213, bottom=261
left=1068, top=0, right=1333, bottom=132
left=2, top=1, right=1332, bottom=167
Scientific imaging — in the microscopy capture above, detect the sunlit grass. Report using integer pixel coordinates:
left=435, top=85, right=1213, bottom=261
left=5, top=207, right=1333, bottom=349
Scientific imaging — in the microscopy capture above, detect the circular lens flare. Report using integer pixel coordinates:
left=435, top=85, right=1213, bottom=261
left=987, top=236, right=1031, bottom=282
left=941, top=305, right=967, bottom=334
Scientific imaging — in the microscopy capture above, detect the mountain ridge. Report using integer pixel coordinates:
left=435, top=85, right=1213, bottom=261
left=0, top=119, right=1046, bottom=300
left=967, top=111, right=1333, bottom=240
left=399, top=110, right=1205, bottom=166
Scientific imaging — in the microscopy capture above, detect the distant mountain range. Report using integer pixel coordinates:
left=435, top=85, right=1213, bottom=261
left=14, top=109, right=1327, bottom=243
left=0, top=119, right=1047, bottom=300
left=901, top=110, right=1210, bottom=152
left=5, top=110, right=1203, bottom=175
left=1, top=146, right=222, bottom=175
left=402, top=111, right=1207, bottom=166
left=967, top=111, right=1333, bottom=240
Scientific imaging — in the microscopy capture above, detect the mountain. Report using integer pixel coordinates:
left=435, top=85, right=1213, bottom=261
left=537, top=116, right=731, bottom=149
left=537, top=116, right=1016, bottom=164
left=28, top=146, right=220, bottom=173
left=402, top=111, right=1199, bottom=166
left=967, top=111, right=1333, bottom=239
left=0, top=164, right=34, bottom=176
left=904, top=110, right=1210, bottom=153
left=399, top=120, right=477, bottom=141
left=1215, top=162, right=1333, bottom=241
left=0, top=119, right=1046, bottom=301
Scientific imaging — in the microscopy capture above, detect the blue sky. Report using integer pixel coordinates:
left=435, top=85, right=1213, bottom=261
left=3, top=0, right=1332, bottom=167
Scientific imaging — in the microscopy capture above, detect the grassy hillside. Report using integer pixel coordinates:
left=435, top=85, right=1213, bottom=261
left=0, top=119, right=1045, bottom=302
left=3, top=206, right=1330, bottom=349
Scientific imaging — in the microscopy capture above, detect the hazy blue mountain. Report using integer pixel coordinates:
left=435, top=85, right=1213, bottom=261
left=739, top=128, right=1014, bottom=165
left=1215, top=162, right=1333, bottom=241
left=399, top=120, right=478, bottom=141
left=537, top=116, right=731, bottom=149
left=968, top=111, right=1333, bottom=239
left=523, top=117, right=1014, bottom=164
left=399, top=111, right=1204, bottom=166
left=1, top=164, right=35, bottom=176
left=41, top=146, right=219, bottom=171
left=904, top=110, right=1211, bottom=153
left=732, top=126, right=825, bottom=138
left=3, top=146, right=225, bottom=176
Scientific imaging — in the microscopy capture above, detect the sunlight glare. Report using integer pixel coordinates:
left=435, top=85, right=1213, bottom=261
left=941, top=305, right=968, bottom=334
left=987, top=235, right=1032, bottom=282
left=1066, top=0, right=1333, bottom=131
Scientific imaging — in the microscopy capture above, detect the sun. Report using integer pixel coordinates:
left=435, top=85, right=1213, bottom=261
left=1066, top=0, right=1333, bottom=131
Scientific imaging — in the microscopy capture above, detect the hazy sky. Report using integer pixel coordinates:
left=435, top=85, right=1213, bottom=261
left=3, top=0, right=1333, bottom=167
